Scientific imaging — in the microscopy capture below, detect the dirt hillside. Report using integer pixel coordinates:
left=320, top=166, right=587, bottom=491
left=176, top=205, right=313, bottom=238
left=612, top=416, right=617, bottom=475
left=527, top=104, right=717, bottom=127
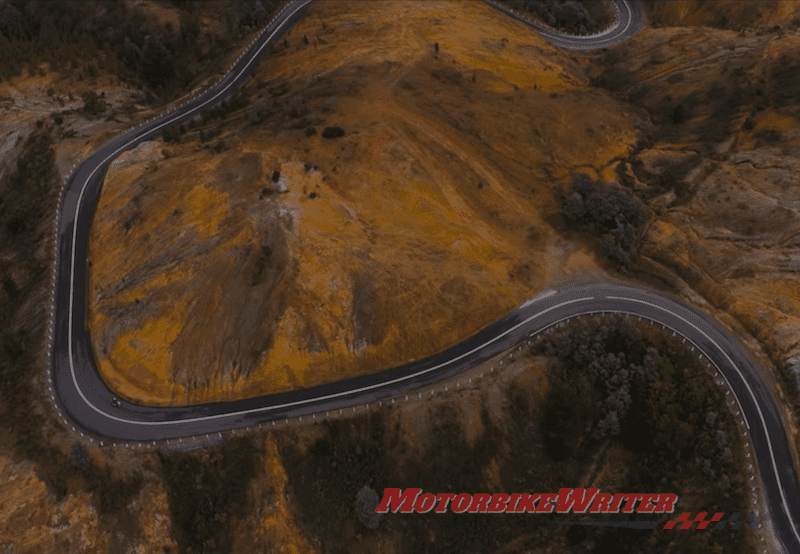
left=89, top=0, right=640, bottom=405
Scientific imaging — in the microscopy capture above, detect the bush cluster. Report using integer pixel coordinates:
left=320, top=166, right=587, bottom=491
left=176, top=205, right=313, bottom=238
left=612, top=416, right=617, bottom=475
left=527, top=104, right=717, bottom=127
left=556, top=173, right=648, bottom=267
left=1, top=131, right=56, bottom=238
left=0, top=129, right=145, bottom=516
left=505, top=0, right=601, bottom=34
left=540, top=316, right=742, bottom=488
left=160, top=85, right=249, bottom=145
left=81, top=90, right=106, bottom=117
left=322, top=126, right=345, bottom=139
left=159, top=437, right=258, bottom=554
left=0, top=130, right=59, bottom=492
left=200, top=86, right=250, bottom=124
left=70, top=442, right=91, bottom=472
left=355, top=486, right=383, bottom=529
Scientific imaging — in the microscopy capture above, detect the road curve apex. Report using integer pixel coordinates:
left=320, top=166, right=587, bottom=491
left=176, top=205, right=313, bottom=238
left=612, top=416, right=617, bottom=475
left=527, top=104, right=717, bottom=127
left=482, top=0, right=643, bottom=50
left=47, top=3, right=800, bottom=552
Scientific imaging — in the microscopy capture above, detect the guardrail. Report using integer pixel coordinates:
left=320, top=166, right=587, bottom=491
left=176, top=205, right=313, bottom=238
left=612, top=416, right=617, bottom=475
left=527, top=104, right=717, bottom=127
left=45, top=0, right=641, bottom=448
left=45, top=0, right=307, bottom=446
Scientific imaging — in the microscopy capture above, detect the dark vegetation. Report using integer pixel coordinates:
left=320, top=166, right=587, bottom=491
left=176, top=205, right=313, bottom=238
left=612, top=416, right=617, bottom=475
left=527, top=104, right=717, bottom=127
left=162, top=85, right=250, bottom=144
left=502, top=0, right=613, bottom=34
left=278, top=316, right=752, bottom=554
left=355, top=486, right=383, bottom=529
left=85, top=465, right=144, bottom=516
left=200, top=86, right=251, bottom=125
left=0, top=128, right=143, bottom=516
left=243, top=77, right=334, bottom=139
left=555, top=173, right=648, bottom=267
left=322, top=126, right=345, bottom=139
left=1, top=131, right=55, bottom=238
left=0, top=0, right=286, bottom=103
left=80, top=90, right=107, bottom=118
left=537, top=315, right=750, bottom=554
left=174, top=73, right=319, bottom=147
left=280, top=407, right=549, bottom=553
left=619, top=152, right=702, bottom=206
left=0, top=130, right=64, bottom=488
left=159, top=437, right=259, bottom=554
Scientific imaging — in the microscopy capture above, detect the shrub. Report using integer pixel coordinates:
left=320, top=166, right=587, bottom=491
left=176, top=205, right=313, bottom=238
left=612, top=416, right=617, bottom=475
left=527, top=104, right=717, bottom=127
left=160, top=437, right=258, bottom=554
left=558, top=173, right=647, bottom=267
left=70, top=442, right=91, bottom=472
left=321, top=126, right=344, bottom=139
left=81, top=90, right=106, bottom=116
left=355, top=486, right=383, bottom=529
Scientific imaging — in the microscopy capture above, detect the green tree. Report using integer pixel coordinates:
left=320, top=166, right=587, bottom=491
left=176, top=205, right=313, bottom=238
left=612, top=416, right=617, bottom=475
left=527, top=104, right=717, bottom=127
left=140, top=36, right=174, bottom=89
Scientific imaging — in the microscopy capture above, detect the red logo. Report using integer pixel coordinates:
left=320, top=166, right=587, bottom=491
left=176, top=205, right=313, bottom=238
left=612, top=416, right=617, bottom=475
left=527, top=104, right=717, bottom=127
left=376, top=488, right=678, bottom=514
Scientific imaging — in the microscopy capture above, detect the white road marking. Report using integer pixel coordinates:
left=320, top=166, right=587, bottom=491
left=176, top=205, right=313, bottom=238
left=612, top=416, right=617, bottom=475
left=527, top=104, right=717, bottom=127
left=50, top=5, right=798, bottom=550
left=605, top=294, right=800, bottom=545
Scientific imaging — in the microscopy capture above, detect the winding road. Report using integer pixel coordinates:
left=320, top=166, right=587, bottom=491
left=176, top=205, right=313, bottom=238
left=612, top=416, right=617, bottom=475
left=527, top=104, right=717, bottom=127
left=46, top=0, right=798, bottom=551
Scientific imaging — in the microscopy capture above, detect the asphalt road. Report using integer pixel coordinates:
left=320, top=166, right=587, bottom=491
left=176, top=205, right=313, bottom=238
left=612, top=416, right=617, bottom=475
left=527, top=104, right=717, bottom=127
left=47, top=0, right=799, bottom=551
left=483, top=0, right=643, bottom=50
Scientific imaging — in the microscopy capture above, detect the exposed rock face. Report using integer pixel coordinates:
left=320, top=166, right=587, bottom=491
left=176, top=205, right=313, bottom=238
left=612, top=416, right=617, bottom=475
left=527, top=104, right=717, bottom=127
left=639, top=143, right=800, bottom=372
left=590, top=11, right=800, bottom=406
